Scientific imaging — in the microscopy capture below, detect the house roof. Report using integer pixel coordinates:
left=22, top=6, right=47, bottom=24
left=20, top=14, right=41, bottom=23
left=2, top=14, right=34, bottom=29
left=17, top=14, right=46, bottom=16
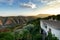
left=41, top=20, right=60, bottom=30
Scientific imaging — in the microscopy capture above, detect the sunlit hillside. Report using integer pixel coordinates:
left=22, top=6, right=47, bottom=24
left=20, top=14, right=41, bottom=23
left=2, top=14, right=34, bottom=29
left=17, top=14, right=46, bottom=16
left=36, top=14, right=53, bottom=18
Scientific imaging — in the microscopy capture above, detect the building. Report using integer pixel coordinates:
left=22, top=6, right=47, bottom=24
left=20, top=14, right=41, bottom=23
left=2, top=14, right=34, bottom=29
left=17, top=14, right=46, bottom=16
left=40, top=20, right=60, bottom=40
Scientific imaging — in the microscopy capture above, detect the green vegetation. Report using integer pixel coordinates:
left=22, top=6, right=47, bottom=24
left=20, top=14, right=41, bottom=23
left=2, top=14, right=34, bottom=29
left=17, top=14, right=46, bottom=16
left=0, top=32, right=15, bottom=40
left=43, top=14, right=60, bottom=20
left=45, top=31, right=59, bottom=40
left=0, top=18, right=59, bottom=40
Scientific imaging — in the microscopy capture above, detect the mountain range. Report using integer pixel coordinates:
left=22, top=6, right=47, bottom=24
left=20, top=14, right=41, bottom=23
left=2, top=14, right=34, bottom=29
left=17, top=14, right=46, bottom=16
left=0, top=14, right=53, bottom=25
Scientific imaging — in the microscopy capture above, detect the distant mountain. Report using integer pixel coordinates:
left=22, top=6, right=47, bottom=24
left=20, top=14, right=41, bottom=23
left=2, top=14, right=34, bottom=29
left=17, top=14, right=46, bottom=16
left=0, top=14, right=54, bottom=26
left=0, top=16, right=37, bottom=26
left=36, top=14, right=53, bottom=18
left=0, top=14, right=53, bottom=26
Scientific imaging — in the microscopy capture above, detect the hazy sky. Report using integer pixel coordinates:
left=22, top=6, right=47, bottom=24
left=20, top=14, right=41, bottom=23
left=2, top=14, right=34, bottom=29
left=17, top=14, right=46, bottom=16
left=0, top=0, right=60, bottom=16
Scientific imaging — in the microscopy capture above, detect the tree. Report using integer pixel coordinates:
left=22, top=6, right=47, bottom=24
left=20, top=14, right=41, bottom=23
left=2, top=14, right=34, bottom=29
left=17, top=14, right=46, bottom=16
left=45, top=31, right=59, bottom=40
left=56, top=15, right=60, bottom=20
left=0, top=32, right=15, bottom=40
left=15, top=29, right=30, bottom=40
left=33, top=33, right=42, bottom=40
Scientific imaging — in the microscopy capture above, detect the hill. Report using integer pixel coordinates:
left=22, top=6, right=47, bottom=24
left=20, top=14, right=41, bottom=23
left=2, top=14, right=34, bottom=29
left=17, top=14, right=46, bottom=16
left=0, top=16, right=38, bottom=31
left=36, top=14, right=53, bottom=18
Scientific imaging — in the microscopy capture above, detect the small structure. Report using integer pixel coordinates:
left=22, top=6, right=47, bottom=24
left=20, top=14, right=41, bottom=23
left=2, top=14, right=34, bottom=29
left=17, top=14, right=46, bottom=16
left=40, top=20, right=60, bottom=40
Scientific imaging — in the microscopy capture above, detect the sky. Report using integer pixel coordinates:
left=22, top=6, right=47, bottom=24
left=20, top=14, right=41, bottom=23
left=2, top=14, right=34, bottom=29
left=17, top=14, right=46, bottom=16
left=0, top=0, right=60, bottom=16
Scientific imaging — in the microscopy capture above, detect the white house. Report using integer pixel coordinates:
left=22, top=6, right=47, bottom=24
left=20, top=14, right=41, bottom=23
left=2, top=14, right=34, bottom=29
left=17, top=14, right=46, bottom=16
left=40, top=20, right=60, bottom=40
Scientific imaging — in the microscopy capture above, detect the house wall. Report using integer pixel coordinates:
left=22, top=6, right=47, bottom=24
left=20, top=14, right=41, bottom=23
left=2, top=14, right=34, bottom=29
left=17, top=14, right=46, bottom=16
left=40, top=20, right=60, bottom=40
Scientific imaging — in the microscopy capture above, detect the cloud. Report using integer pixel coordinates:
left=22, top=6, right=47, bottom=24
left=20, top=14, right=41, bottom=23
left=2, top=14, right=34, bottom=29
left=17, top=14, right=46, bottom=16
left=41, top=0, right=55, bottom=2
left=6, top=0, right=14, bottom=5
left=20, top=2, right=37, bottom=9
left=34, top=0, right=60, bottom=15
left=45, top=0, right=60, bottom=7
left=38, top=0, right=60, bottom=7
left=0, top=0, right=14, bottom=5
left=0, top=0, right=6, bottom=2
left=37, top=0, right=56, bottom=4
